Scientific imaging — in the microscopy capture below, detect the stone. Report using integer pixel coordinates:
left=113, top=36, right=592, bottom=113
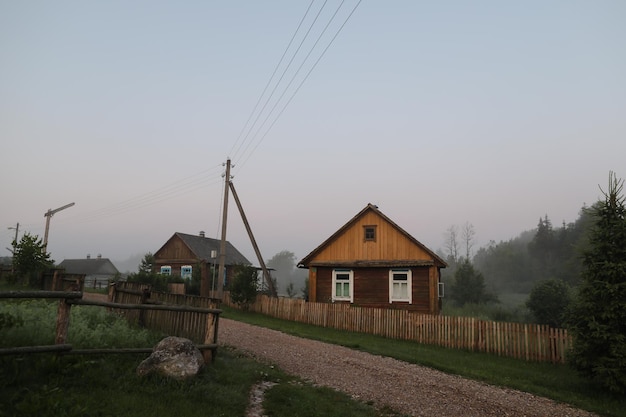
left=137, top=336, right=204, bottom=379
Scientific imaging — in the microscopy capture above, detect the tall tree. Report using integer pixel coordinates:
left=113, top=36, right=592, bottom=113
left=443, top=225, right=460, bottom=265
left=12, top=233, right=53, bottom=287
left=449, top=259, right=497, bottom=306
left=568, top=172, right=626, bottom=394
left=462, top=222, right=476, bottom=261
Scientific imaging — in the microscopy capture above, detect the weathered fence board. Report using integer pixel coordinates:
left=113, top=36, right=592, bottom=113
left=224, top=294, right=571, bottom=364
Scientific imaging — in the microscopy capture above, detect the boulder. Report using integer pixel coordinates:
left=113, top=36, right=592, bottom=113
left=137, top=336, right=204, bottom=379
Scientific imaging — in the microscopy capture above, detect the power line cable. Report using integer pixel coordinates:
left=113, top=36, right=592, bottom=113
left=238, top=0, right=362, bottom=170
left=231, top=0, right=329, bottom=163
left=229, top=0, right=317, bottom=160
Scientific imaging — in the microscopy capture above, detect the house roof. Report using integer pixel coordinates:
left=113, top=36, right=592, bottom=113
left=58, top=257, right=119, bottom=275
left=158, top=232, right=251, bottom=265
left=298, top=203, right=447, bottom=268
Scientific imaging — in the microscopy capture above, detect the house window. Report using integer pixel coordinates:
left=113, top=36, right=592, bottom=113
left=364, top=225, right=376, bottom=241
left=181, top=265, right=192, bottom=279
left=332, top=269, right=353, bottom=302
left=160, top=266, right=172, bottom=275
left=389, top=269, right=412, bottom=303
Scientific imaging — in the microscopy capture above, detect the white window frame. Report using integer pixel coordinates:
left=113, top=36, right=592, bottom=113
left=181, top=265, right=193, bottom=279
left=160, top=265, right=172, bottom=276
left=389, top=269, right=412, bottom=303
left=332, top=269, right=353, bottom=302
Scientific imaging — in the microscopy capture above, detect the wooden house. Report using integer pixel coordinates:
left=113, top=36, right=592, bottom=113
left=153, top=232, right=251, bottom=296
left=297, top=204, right=447, bottom=314
left=57, top=255, right=119, bottom=288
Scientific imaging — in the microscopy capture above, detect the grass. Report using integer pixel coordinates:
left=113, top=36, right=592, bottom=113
left=0, top=298, right=404, bottom=417
left=222, top=306, right=626, bottom=417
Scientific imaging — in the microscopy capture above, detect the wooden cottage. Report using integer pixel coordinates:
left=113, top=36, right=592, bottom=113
left=153, top=232, right=251, bottom=297
left=297, top=204, right=447, bottom=314
left=58, top=255, right=119, bottom=288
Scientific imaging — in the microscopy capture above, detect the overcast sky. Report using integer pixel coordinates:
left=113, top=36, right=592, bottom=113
left=1, top=1, right=625, bottom=269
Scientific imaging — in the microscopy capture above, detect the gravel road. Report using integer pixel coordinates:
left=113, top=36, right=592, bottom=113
left=218, top=318, right=597, bottom=417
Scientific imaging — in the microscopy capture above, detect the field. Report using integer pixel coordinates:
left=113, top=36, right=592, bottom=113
left=1, top=296, right=625, bottom=416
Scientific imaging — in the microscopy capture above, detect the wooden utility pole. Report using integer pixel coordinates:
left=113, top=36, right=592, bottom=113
left=229, top=181, right=277, bottom=297
left=43, top=202, right=75, bottom=251
left=216, top=160, right=231, bottom=300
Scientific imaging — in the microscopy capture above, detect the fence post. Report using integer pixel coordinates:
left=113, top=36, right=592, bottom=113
left=138, top=288, right=150, bottom=327
left=55, top=299, right=72, bottom=344
left=203, top=312, right=218, bottom=363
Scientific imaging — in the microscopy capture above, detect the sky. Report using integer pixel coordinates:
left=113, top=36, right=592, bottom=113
left=1, top=0, right=625, bottom=271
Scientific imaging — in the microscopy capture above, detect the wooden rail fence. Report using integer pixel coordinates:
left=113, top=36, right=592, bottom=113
left=0, top=288, right=222, bottom=362
left=224, top=294, right=572, bottom=364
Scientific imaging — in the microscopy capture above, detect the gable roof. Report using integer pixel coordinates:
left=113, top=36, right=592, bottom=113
left=298, top=203, right=447, bottom=268
left=58, top=257, right=119, bottom=275
left=156, top=232, right=251, bottom=265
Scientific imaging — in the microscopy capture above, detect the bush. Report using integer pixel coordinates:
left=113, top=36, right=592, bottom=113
left=526, top=279, right=571, bottom=327
left=229, top=265, right=258, bottom=310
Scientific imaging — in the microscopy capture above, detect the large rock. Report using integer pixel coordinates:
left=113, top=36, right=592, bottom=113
left=137, top=336, right=204, bottom=379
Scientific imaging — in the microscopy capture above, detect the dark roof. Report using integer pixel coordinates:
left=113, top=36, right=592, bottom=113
left=57, top=258, right=119, bottom=275
left=298, top=203, right=447, bottom=268
left=166, top=232, right=251, bottom=265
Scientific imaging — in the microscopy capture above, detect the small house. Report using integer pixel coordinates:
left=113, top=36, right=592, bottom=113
left=58, top=255, right=119, bottom=289
left=297, top=204, right=447, bottom=314
left=153, top=232, right=251, bottom=296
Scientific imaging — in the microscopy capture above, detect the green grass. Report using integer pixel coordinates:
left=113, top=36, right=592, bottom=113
left=0, top=298, right=403, bottom=417
left=222, top=306, right=626, bottom=417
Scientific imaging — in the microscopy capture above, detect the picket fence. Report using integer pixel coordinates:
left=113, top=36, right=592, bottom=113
left=224, top=294, right=572, bottom=364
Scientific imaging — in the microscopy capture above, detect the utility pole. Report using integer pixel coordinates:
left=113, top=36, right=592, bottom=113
left=8, top=222, right=19, bottom=246
left=229, top=181, right=277, bottom=297
left=216, top=160, right=231, bottom=300
left=43, top=202, right=75, bottom=251
left=7, top=222, right=19, bottom=274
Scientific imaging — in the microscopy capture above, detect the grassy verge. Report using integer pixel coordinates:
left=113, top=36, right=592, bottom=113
left=0, top=299, right=403, bottom=417
left=222, top=306, right=626, bottom=417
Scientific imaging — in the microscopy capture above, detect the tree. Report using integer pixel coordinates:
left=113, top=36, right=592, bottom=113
left=525, top=279, right=571, bottom=327
left=138, top=253, right=155, bottom=274
left=462, top=222, right=476, bottom=261
left=12, top=233, right=53, bottom=287
left=443, top=225, right=460, bottom=265
left=229, top=265, right=259, bottom=310
left=568, top=172, right=626, bottom=394
left=449, top=259, right=497, bottom=306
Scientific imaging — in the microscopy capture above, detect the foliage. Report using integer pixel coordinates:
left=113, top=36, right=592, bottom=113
left=266, top=250, right=308, bottom=297
left=302, top=278, right=309, bottom=301
left=11, top=233, right=54, bottom=287
left=568, top=172, right=626, bottom=395
left=0, top=299, right=161, bottom=349
left=224, top=306, right=626, bottom=416
left=525, top=279, right=572, bottom=327
left=229, top=264, right=259, bottom=310
left=473, top=206, right=593, bottom=296
left=127, top=252, right=182, bottom=292
left=449, top=259, right=498, bottom=306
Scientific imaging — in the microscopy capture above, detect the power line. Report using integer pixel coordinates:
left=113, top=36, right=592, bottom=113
left=237, top=0, right=363, bottom=170
left=229, top=0, right=317, bottom=160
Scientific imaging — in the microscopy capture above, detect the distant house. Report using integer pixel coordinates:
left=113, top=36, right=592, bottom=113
left=297, top=204, right=447, bottom=314
left=153, top=232, right=251, bottom=296
left=58, top=255, right=120, bottom=288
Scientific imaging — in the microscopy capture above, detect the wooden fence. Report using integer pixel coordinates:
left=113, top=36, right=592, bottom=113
left=109, top=282, right=221, bottom=346
left=0, top=288, right=222, bottom=362
left=224, top=294, right=572, bottom=364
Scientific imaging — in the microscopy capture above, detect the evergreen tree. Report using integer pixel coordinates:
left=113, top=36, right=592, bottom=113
left=12, top=233, right=53, bottom=287
left=450, top=259, right=497, bottom=306
left=568, top=172, right=626, bottom=394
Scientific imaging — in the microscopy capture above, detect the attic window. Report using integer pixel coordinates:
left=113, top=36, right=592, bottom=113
left=364, top=225, right=376, bottom=241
